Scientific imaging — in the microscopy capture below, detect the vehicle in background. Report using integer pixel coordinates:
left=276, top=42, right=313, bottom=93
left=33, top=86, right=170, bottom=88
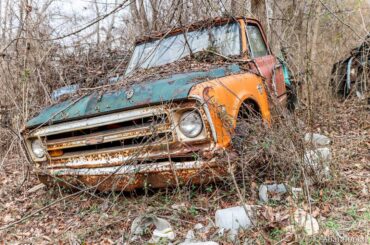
left=331, top=34, right=369, bottom=99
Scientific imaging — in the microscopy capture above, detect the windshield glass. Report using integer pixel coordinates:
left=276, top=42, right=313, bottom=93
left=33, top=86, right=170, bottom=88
left=125, top=22, right=241, bottom=75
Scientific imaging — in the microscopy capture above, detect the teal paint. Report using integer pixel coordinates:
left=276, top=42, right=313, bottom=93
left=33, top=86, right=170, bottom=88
left=277, top=56, right=291, bottom=86
left=27, top=64, right=241, bottom=128
left=282, top=63, right=291, bottom=86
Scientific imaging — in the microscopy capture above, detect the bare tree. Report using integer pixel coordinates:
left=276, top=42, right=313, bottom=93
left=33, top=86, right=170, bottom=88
left=130, top=0, right=150, bottom=33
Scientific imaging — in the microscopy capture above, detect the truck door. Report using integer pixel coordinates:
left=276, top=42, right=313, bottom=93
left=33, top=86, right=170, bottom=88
left=245, top=23, right=286, bottom=101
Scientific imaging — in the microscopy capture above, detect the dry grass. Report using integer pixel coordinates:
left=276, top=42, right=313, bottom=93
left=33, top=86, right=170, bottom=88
left=0, top=96, right=368, bottom=244
left=0, top=0, right=369, bottom=244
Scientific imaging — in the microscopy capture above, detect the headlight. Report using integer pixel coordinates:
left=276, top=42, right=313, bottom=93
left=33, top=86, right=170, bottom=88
left=179, top=111, right=203, bottom=138
left=31, top=139, right=45, bottom=158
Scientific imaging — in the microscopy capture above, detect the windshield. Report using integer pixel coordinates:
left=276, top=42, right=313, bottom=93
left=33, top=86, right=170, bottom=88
left=125, top=22, right=241, bottom=75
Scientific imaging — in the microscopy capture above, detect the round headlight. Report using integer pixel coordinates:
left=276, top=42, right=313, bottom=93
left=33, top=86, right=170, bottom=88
left=31, top=139, right=45, bottom=158
left=179, top=111, right=203, bottom=138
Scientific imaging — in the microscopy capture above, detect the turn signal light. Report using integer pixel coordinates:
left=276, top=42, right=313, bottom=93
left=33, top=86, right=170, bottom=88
left=49, top=150, right=64, bottom=157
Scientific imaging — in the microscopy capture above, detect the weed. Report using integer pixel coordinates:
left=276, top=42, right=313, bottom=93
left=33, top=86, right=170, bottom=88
left=346, top=206, right=360, bottom=220
left=269, top=228, right=285, bottom=240
left=325, top=218, right=340, bottom=231
left=189, top=205, right=199, bottom=216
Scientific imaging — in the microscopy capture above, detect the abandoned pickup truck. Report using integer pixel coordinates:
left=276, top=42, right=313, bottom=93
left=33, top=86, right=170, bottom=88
left=22, top=17, right=291, bottom=191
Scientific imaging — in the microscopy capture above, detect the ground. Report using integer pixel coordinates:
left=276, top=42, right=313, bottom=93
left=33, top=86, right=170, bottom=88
left=0, top=99, right=368, bottom=244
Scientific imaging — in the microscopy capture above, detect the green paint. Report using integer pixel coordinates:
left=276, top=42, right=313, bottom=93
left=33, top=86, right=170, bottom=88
left=27, top=64, right=241, bottom=128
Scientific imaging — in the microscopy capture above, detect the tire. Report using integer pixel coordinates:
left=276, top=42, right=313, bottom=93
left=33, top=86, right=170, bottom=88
left=286, top=84, right=297, bottom=112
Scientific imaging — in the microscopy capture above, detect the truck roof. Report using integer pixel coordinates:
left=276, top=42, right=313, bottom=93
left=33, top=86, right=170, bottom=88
left=135, top=16, right=260, bottom=45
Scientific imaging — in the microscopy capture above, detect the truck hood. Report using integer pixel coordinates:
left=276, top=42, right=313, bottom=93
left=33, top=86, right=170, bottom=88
left=26, top=64, right=241, bottom=128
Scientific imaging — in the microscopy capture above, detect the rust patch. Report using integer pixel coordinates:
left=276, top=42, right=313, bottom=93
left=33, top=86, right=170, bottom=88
left=38, top=163, right=228, bottom=192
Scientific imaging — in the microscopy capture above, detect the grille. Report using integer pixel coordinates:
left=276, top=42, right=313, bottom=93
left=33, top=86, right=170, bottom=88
left=34, top=108, right=173, bottom=159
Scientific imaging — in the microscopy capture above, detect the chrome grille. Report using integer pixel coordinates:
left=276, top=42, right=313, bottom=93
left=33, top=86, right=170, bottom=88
left=29, top=107, right=173, bottom=159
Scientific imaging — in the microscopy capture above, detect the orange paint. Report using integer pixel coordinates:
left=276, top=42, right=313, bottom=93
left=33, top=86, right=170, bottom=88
left=190, top=72, right=270, bottom=148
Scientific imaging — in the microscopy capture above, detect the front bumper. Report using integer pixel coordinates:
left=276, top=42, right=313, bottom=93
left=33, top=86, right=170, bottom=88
left=37, top=159, right=228, bottom=191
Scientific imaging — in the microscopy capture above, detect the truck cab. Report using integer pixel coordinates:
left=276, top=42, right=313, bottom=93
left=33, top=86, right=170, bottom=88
left=22, top=17, right=288, bottom=191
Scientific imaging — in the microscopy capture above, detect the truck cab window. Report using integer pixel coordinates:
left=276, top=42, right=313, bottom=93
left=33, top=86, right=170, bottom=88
left=246, top=24, right=269, bottom=58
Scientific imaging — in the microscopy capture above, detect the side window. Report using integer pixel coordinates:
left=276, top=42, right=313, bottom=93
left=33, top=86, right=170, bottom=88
left=246, top=24, right=269, bottom=58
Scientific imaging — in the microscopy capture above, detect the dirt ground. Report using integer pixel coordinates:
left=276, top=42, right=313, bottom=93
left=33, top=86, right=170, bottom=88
left=0, top=99, right=369, bottom=244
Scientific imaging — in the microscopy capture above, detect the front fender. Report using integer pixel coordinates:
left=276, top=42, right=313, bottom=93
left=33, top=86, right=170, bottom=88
left=189, top=72, right=270, bottom=147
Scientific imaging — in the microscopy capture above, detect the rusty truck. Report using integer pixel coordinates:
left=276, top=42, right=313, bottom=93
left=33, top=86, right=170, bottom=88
left=22, top=17, right=293, bottom=191
left=331, top=34, right=369, bottom=98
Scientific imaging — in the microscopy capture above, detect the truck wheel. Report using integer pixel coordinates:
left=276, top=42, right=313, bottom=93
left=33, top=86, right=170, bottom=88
left=232, top=100, right=261, bottom=148
left=286, top=84, right=298, bottom=112
left=353, top=66, right=368, bottom=98
left=330, top=61, right=348, bottom=98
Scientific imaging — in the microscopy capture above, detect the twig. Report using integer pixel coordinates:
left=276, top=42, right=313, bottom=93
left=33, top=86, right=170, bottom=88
left=318, top=0, right=363, bottom=39
left=0, top=190, right=83, bottom=230
left=225, top=151, right=257, bottom=226
left=0, top=0, right=133, bottom=54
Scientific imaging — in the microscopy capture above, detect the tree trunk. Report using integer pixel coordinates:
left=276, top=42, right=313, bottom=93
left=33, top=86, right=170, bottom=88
left=94, top=0, right=101, bottom=46
left=149, top=0, right=159, bottom=31
left=138, top=0, right=150, bottom=33
left=265, top=0, right=273, bottom=40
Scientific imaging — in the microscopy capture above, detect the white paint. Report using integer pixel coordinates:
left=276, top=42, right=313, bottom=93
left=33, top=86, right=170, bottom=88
left=31, top=106, right=165, bottom=137
left=49, top=160, right=216, bottom=176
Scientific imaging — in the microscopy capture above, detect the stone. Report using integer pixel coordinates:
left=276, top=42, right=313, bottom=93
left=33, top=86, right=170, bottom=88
left=130, top=215, right=175, bottom=243
left=304, top=147, right=331, bottom=177
left=194, top=223, right=204, bottom=230
left=304, top=133, right=331, bottom=146
left=291, top=187, right=303, bottom=199
left=215, top=205, right=256, bottom=238
left=258, top=183, right=287, bottom=203
left=293, top=209, right=319, bottom=235
left=179, top=242, right=219, bottom=245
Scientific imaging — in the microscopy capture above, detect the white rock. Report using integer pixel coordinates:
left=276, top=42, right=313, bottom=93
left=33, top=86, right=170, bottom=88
left=215, top=205, right=256, bottom=238
left=304, top=148, right=331, bottom=167
left=259, top=183, right=287, bottom=203
left=304, top=133, right=331, bottom=146
left=131, top=215, right=175, bottom=242
left=194, top=223, right=204, bottom=230
left=291, top=187, right=303, bottom=199
left=304, top=147, right=331, bottom=177
left=152, top=227, right=176, bottom=241
left=185, top=229, right=195, bottom=242
left=171, top=203, right=186, bottom=210
left=179, top=242, right=219, bottom=245
left=293, top=209, right=319, bottom=235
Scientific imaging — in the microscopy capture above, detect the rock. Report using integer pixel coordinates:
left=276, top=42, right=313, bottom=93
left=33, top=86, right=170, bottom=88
left=304, top=133, right=331, bottom=146
left=130, top=215, right=175, bottom=243
left=171, top=202, right=186, bottom=210
left=304, top=147, right=331, bottom=177
left=194, top=223, right=204, bottom=230
left=185, top=229, right=195, bottom=241
left=179, top=242, right=219, bottom=245
left=291, top=187, right=303, bottom=199
left=304, top=147, right=331, bottom=164
left=26, top=183, right=46, bottom=194
left=258, top=183, right=287, bottom=203
left=215, top=205, right=256, bottom=238
left=179, top=223, right=218, bottom=245
left=293, top=209, right=319, bottom=235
